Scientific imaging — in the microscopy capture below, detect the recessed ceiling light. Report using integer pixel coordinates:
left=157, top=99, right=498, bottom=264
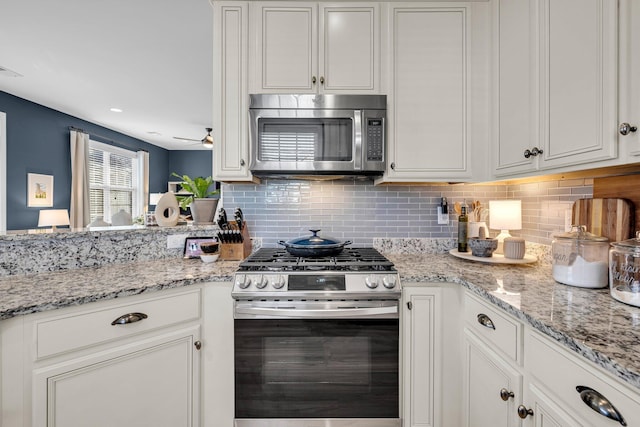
left=109, top=107, right=123, bottom=113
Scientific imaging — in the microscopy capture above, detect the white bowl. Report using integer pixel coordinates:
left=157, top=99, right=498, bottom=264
left=200, top=254, right=220, bottom=263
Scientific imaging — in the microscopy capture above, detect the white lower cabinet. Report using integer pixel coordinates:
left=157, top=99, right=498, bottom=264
left=461, top=292, right=640, bottom=427
left=463, top=330, right=522, bottom=427
left=524, top=329, right=640, bottom=427
left=32, top=327, right=200, bottom=427
left=462, top=292, right=524, bottom=427
left=0, top=287, right=204, bottom=427
left=402, top=283, right=462, bottom=427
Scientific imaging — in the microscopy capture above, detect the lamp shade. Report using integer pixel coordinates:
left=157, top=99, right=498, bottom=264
left=489, top=200, right=522, bottom=231
left=38, top=209, right=70, bottom=227
left=149, top=193, right=163, bottom=206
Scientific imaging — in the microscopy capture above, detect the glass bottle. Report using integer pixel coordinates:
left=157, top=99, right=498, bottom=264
left=458, top=205, right=468, bottom=252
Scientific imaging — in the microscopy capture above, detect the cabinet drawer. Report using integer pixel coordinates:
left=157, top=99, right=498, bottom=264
left=35, top=290, right=201, bottom=359
left=526, top=330, right=640, bottom=427
left=464, top=293, right=521, bottom=362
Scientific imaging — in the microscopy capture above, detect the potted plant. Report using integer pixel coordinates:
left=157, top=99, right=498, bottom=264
left=171, top=173, right=220, bottom=225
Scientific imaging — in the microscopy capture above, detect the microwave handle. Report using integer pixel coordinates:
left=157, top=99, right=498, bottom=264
left=354, top=110, right=362, bottom=170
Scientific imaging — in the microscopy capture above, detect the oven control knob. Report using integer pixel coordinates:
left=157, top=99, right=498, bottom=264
left=365, top=276, right=379, bottom=289
left=383, top=276, right=397, bottom=289
left=236, top=275, right=251, bottom=289
left=270, top=276, right=286, bottom=289
left=255, top=276, right=268, bottom=289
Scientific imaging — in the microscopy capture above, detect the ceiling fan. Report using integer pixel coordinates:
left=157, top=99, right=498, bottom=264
left=173, top=127, right=214, bottom=149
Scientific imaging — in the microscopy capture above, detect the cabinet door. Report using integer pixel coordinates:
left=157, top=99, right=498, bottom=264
left=252, top=2, right=317, bottom=93
left=32, top=327, right=200, bottom=427
left=213, top=2, right=253, bottom=182
left=403, top=287, right=441, bottom=427
left=493, top=0, right=538, bottom=176
left=525, top=382, right=585, bottom=427
left=539, top=0, right=619, bottom=170
left=319, top=4, right=380, bottom=93
left=620, top=0, right=640, bottom=158
left=463, top=330, right=522, bottom=427
left=385, top=5, right=471, bottom=182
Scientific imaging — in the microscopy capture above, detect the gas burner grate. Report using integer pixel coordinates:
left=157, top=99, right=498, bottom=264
left=238, top=247, right=395, bottom=272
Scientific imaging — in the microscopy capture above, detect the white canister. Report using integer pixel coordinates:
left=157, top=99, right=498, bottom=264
left=503, top=237, right=526, bottom=259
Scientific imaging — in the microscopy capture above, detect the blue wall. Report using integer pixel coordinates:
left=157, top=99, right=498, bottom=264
left=168, top=150, right=214, bottom=184
left=0, top=91, right=175, bottom=230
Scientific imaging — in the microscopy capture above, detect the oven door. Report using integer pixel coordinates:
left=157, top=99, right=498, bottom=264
left=234, top=300, right=400, bottom=427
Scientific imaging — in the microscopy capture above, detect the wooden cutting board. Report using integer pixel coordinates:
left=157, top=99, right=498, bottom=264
left=572, top=198, right=634, bottom=242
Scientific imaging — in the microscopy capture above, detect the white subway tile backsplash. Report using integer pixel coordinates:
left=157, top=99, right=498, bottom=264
left=223, top=178, right=593, bottom=247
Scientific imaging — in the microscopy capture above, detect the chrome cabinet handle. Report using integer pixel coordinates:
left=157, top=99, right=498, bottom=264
left=619, top=123, right=637, bottom=136
left=477, top=313, right=495, bottom=330
left=517, top=405, right=534, bottom=419
left=500, top=388, right=514, bottom=401
left=240, top=159, right=245, bottom=166
left=390, top=162, right=396, bottom=170
left=194, top=341, right=202, bottom=350
left=312, top=76, right=317, bottom=84
left=576, top=386, right=627, bottom=426
left=320, top=76, right=325, bottom=84
left=111, top=312, right=148, bottom=326
left=524, top=147, right=543, bottom=158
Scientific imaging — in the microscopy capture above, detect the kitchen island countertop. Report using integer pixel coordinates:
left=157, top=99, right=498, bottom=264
left=1, top=252, right=639, bottom=391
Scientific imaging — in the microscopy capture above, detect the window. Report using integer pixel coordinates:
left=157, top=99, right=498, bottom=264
left=88, top=140, right=140, bottom=222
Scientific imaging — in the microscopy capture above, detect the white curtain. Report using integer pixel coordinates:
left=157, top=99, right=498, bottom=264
left=137, top=150, right=149, bottom=216
left=69, top=130, right=90, bottom=228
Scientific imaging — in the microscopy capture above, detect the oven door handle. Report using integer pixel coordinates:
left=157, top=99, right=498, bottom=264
left=234, top=304, right=399, bottom=319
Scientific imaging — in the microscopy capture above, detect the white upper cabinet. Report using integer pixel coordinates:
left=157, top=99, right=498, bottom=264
left=250, top=2, right=381, bottom=94
left=380, top=2, right=491, bottom=183
left=213, top=2, right=255, bottom=182
left=621, top=0, right=640, bottom=159
left=494, top=0, right=620, bottom=178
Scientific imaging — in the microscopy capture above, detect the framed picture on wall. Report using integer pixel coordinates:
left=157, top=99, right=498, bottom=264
left=27, top=173, right=53, bottom=207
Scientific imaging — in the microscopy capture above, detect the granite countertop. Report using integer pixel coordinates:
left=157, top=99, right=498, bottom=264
left=0, top=257, right=240, bottom=320
left=1, top=252, right=639, bottom=391
left=388, top=253, right=640, bottom=391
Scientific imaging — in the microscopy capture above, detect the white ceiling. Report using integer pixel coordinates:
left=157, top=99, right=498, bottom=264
left=0, top=0, right=213, bottom=150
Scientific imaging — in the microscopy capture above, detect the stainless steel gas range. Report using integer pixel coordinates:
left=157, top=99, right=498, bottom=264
left=232, top=248, right=402, bottom=427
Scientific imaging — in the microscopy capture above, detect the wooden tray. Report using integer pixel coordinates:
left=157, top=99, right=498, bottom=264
left=449, top=249, right=537, bottom=264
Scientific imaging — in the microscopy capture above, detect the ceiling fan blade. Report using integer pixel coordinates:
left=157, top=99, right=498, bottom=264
left=172, top=136, right=201, bottom=142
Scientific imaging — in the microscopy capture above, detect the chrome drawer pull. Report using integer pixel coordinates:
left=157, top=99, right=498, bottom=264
left=576, top=386, right=627, bottom=426
left=477, top=313, right=495, bottom=330
left=111, top=312, right=148, bottom=326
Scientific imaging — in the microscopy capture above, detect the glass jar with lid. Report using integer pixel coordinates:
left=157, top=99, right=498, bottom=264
left=551, top=225, right=609, bottom=288
left=609, top=231, right=640, bottom=307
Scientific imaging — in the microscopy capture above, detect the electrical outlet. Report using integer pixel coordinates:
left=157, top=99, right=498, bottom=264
left=437, top=206, right=449, bottom=225
left=167, top=234, right=189, bottom=249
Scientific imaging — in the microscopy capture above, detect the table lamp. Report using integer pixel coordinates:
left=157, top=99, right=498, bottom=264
left=489, top=200, right=522, bottom=254
left=38, top=209, right=70, bottom=231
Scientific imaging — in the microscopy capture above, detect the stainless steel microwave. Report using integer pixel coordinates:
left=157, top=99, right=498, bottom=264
left=249, top=94, right=386, bottom=177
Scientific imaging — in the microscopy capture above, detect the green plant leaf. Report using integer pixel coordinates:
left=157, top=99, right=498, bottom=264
left=171, top=172, right=220, bottom=210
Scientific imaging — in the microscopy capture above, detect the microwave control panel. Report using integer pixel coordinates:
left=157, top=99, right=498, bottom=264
left=366, top=118, right=384, bottom=161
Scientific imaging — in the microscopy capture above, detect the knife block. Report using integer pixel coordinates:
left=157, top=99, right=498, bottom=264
left=220, top=224, right=251, bottom=261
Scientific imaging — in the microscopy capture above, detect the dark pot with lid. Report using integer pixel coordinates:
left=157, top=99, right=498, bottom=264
left=278, top=229, right=352, bottom=257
